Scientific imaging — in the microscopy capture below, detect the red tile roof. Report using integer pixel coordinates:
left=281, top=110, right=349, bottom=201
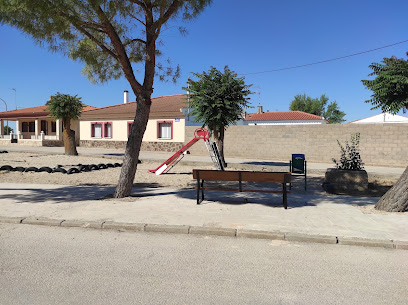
left=0, top=105, right=96, bottom=119
left=245, top=111, right=325, bottom=121
left=80, top=94, right=187, bottom=120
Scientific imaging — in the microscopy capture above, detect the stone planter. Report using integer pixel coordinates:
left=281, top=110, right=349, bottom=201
left=323, top=168, right=368, bottom=194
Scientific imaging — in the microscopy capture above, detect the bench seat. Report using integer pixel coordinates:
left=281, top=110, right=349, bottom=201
left=193, top=170, right=291, bottom=209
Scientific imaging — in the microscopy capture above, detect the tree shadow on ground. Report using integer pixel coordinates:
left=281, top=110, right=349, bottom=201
left=0, top=185, right=116, bottom=204
left=102, top=153, right=124, bottom=157
left=173, top=175, right=382, bottom=209
left=241, top=161, right=289, bottom=167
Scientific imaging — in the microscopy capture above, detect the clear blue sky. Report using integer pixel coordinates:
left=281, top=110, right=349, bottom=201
left=1, top=0, right=408, bottom=127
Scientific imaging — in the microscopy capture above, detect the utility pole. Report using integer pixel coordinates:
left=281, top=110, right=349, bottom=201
left=11, top=88, right=16, bottom=110
left=0, top=97, right=8, bottom=135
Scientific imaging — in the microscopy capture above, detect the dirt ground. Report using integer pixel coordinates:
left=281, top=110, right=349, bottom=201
left=0, top=151, right=402, bottom=215
left=0, top=151, right=397, bottom=195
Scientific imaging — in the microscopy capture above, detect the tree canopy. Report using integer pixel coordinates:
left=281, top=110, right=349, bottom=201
left=184, top=66, right=252, bottom=163
left=362, top=53, right=408, bottom=114
left=362, top=53, right=408, bottom=212
left=46, top=93, right=84, bottom=122
left=46, top=93, right=84, bottom=155
left=289, top=94, right=346, bottom=124
left=0, top=0, right=209, bottom=87
left=0, top=0, right=211, bottom=197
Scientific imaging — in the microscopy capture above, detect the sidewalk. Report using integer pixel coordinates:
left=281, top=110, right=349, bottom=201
left=1, top=182, right=407, bottom=249
left=2, top=145, right=407, bottom=249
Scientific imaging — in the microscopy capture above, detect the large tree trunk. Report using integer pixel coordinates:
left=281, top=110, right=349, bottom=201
left=375, top=165, right=408, bottom=212
left=63, top=118, right=78, bottom=156
left=113, top=94, right=151, bottom=198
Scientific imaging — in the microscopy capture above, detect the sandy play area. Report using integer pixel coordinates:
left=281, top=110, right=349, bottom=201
left=0, top=152, right=217, bottom=188
left=0, top=151, right=398, bottom=197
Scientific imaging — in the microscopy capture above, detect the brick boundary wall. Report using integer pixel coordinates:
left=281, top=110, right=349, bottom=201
left=80, top=140, right=183, bottom=152
left=184, top=124, right=408, bottom=167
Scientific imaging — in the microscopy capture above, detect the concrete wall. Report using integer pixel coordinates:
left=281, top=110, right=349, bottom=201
left=184, top=124, right=408, bottom=167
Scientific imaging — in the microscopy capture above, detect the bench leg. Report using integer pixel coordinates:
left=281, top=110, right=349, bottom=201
left=201, top=180, right=205, bottom=203
left=196, top=173, right=201, bottom=204
left=197, top=176, right=205, bottom=204
left=283, top=183, right=288, bottom=209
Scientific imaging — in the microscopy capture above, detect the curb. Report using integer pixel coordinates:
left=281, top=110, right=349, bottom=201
left=0, top=216, right=406, bottom=250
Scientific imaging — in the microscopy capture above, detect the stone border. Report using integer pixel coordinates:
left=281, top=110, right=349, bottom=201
left=79, top=140, right=184, bottom=152
left=1, top=216, right=407, bottom=250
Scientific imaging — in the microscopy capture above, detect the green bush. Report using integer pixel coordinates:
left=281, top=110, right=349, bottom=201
left=332, top=133, right=365, bottom=170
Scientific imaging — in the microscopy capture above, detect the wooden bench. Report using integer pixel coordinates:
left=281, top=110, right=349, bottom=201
left=192, top=170, right=291, bottom=209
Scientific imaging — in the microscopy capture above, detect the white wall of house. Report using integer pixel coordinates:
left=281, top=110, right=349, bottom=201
left=350, top=113, right=408, bottom=124
left=80, top=118, right=186, bottom=142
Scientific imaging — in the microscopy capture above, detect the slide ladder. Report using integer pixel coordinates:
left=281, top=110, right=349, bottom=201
left=149, top=128, right=210, bottom=175
left=204, top=139, right=225, bottom=171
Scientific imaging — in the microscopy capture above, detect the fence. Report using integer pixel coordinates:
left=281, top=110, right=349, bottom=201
left=184, top=124, right=408, bottom=167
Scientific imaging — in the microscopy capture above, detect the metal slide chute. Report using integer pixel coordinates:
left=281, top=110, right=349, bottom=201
left=149, top=128, right=224, bottom=175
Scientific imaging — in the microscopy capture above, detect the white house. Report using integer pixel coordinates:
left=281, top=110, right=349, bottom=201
left=79, top=93, right=188, bottom=152
left=350, top=113, right=408, bottom=124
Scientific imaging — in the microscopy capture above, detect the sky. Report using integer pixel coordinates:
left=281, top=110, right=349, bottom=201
left=1, top=0, right=408, bottom=129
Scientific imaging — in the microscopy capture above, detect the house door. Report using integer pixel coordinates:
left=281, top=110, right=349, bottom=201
left=41, top=120, right=48, bottom=135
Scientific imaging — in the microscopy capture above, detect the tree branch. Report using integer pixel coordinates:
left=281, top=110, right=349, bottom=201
left=91, top=1, right=144, bottom=95
left=152, top=0, right=182, bottom=38
left=123, top=38, right=146, bottom=46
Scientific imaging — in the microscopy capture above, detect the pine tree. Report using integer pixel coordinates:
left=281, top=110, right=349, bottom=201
left=362, top=53, right=408, bottom=212
left=0, top=0, right=211, bottom=197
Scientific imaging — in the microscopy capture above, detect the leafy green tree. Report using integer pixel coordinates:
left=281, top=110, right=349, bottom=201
left=184, top=66, right=252, bottom=165
left=3, top=126, right=13, bottom=135
left=289, top=94, right=346, bottom=124
left=0, top=0, right=211, bottom=197
left=46, top=93, right=84, bottom=156
left=362, top=54, right=408, bottom=113
left=362, top=53, right=408, bottom=212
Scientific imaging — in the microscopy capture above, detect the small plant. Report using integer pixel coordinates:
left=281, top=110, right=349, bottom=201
left=332, top=133, right=364, bottom=170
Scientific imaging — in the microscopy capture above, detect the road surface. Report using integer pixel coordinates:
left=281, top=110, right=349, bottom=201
left=1, top=223, right=407, bottom=304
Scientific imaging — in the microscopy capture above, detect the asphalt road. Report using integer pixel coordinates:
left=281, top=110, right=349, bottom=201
left=0, top=223, right=407, bottom=305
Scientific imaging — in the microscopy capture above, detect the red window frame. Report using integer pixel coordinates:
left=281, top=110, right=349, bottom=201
left=91, top=122, right=104, bottom=138
left=127, top=121, right=133, bottom=137
left=103, top=122, right=113, bottom=138
left=157, top=121, right=173, bottom=140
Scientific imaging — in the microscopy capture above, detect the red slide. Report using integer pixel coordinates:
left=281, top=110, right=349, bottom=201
left=149, top=128, right=209, bottom=175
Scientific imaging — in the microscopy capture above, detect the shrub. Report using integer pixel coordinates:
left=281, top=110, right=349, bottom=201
left=332, top=133, right=365, bottom=170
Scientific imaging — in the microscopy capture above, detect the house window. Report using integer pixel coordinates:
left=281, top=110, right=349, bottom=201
left=28, top=122, right=35, bottom=132
left=22, top=122, right=29, bottom=132
left=157, top=121, right=173, bottom=140
left=91, top=122, right=103, bottom=138
left=51, top=121, right=56, bottom=133
left=41, top=120, right=48, bottom=135
left=127, top=121, right=133, bottom=136
left=104, top=122, right=112, bottom=138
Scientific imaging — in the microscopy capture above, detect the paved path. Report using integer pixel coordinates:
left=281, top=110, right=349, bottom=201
left=0, top=183, right=407, bottom=249
left=1, top=145, right=407, bottom=249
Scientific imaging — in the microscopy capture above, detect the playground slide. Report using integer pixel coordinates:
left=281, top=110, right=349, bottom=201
left=149, top=128, right=209, bottom=175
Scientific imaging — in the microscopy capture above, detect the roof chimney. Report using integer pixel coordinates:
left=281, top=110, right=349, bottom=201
left=257, top=105, right=263, bottom=114
left=124, top=90, right=129, bottom=104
